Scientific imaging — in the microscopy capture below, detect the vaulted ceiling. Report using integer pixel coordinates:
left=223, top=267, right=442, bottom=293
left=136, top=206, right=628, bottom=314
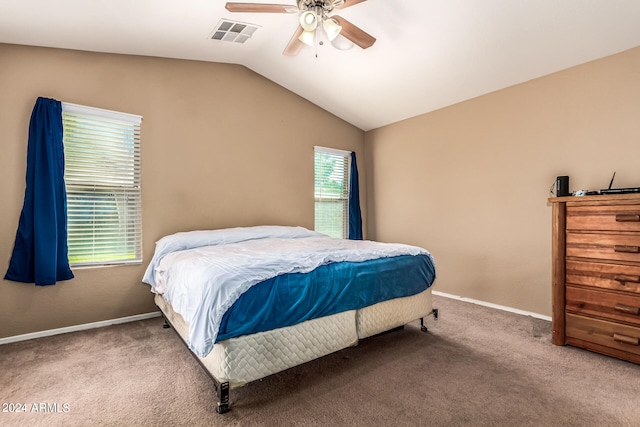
left=2, top=1, right=640, bottom=131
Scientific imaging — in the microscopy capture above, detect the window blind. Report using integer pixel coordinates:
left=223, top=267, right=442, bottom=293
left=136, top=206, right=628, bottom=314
left=314, top=146, right=351, bottom=239
left=62, top=103, right=142, bottom=266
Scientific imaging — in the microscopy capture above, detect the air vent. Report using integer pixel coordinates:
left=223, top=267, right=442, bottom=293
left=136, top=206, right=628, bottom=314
left=210, top=19, right=259, bottom=44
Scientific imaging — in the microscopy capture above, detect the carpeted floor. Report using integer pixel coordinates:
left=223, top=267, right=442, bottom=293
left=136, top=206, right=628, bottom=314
left=1, top=294, right=639, bottom=426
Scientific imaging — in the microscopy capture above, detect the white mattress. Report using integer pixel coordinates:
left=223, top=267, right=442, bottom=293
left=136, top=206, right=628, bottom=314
left=155, top=294, right=358, bottom=388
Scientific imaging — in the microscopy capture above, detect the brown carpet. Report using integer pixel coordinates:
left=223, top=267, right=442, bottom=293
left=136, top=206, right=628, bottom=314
left=1, top=294, right=639, bottom=426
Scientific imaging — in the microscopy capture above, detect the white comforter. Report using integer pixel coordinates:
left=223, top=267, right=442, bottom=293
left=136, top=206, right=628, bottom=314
left=142, top=226, right=431, bottom=357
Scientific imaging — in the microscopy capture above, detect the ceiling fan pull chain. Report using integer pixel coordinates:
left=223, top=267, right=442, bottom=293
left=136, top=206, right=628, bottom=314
left=315, top=19, right=322, bottom=58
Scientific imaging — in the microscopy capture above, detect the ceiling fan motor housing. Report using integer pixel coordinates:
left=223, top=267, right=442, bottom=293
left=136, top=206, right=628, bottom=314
left=298, top=0, right=344, bottom=14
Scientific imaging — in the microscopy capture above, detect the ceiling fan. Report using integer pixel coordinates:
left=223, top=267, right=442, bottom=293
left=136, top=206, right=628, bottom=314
left=225, top=0, right=376, bottom=55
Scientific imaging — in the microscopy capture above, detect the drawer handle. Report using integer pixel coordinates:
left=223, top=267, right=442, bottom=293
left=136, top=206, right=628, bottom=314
left=614, top=274, right=640, bottom=285
left=616, top=214, right=640, bottom=222
left=614, top=245, right=640, bottom=254
left=614, top=303, right=640, bottom=316
left=613, top=333, right=640, bottom=346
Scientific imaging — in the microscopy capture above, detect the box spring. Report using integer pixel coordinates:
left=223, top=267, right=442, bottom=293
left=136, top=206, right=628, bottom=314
left=155, top=287, right=433, bottom=388
left=155, top=294, right=358, bottom=388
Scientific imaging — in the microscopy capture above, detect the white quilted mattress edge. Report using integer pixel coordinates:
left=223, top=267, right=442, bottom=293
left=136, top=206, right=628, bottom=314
left=155, top=294, right=358, bottom=388
left=356, top=289, right=433, bottom=339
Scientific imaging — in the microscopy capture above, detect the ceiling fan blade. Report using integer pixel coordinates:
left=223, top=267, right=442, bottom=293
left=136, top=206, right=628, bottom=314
left=225, top=2, right=297, bottom=13
left=334, top=0, right=367, bottom=9
left=332, top=16, right=376, bottom=49
left=283, top=26, right=305, bottom=56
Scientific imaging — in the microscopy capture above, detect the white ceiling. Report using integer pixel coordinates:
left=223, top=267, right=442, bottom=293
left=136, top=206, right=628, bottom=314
left=2, top=0, right=640, bottom=131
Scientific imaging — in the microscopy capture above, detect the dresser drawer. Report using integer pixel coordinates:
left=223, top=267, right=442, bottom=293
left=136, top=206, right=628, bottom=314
left=566, top=232, right=640, bottom=263
left=566, top=313, right=640, bottom=358
left=566, top=285, right=640, bottom=326
left=566, top=260, right=640, bottom=293
left=567, top=204, right=640, bottom=232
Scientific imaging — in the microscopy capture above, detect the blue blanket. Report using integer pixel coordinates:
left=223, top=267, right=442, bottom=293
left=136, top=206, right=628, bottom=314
left=217, top=254, right=436, bottom=341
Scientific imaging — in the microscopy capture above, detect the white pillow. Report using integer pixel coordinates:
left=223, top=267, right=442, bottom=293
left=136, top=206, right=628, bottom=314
left=142, top=225, right=325, bottom=287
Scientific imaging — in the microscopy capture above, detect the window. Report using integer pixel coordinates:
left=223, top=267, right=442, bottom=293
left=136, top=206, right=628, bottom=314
left=314, top=146, right=351, bottom=239
left=61, top=103, right=142, bottom=266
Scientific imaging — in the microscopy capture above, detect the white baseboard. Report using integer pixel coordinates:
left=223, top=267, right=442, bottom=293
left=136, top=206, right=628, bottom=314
left=432, top=290, right=552, bottom=322
left=0, top=311, right=162, bottom=346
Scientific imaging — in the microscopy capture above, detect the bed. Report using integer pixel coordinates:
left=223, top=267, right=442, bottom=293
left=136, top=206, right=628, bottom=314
left=142, top=226, right=437, bottom=413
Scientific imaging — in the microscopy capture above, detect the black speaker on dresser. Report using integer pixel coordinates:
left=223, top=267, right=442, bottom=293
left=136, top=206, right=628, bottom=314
left=556, top=176, right=569, bottom=197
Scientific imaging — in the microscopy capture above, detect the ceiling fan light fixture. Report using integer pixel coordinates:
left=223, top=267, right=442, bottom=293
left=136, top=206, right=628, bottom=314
left=331, top=34, right=354, bottom=50
left=322, top=17, right=341, bottom=41
left=299, top=11, right=318, bottom=31
left=298, top=30, right=316, bottom=47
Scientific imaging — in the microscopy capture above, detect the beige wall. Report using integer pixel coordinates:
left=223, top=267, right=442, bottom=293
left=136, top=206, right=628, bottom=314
left=4, top=42, right=638, bottom=337
left=0, top=43, right=364, bottom=338
left=365, top=46, right=640, bottom=316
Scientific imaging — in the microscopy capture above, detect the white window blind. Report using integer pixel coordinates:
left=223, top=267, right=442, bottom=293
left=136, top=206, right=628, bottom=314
left=314, top=146, right=351, bottom=239
left=61, top=103, right=142, bottom=267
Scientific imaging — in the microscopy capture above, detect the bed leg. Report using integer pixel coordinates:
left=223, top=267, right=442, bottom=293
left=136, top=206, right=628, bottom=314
left=162, top=318, right=171, bottom=329
left=420, top=308, right=439, bottom=332
left=213, top=379, right=230, bottom=414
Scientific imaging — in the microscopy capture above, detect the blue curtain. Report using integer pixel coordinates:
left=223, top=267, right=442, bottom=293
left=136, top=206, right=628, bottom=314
left=5, top=97, right=74, bottom=286
left=348, top=152, right=363, bottom=240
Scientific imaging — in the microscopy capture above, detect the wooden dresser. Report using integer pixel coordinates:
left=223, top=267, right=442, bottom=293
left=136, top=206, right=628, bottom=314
left=549, top=194, right=640, bottom=364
